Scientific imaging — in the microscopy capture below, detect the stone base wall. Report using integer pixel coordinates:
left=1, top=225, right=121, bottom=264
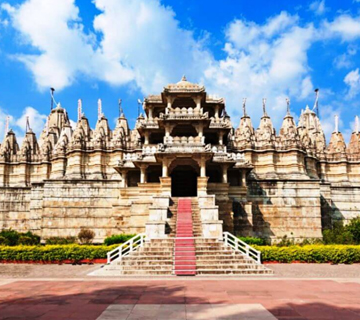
left=321, top=184, right=360, bottom=228
left=246, top=179, right=323, bottom=241
left=0, top=187, right=32, bottom=232
left=35, top=180, right=122, bottom=242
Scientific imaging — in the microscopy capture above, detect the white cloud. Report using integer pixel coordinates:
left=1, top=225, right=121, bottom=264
left=2, top=0, right=133, bottom=91
left=0, top=106, right=47, bottom=144
left=309, top=0, right=327, bottom=16
left=344, top=68, right=360, bottom=99
left=322, top=15, right=360, bottom=41
left=204, top=13, right=315, bottom=128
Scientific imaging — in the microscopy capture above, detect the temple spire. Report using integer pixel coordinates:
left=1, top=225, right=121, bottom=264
left=25, top=116, right=31, bottom=133
left=286, top=98, right=290, bottom=115
left=5, top=116, right=9, bottom=135
left=313, top=88, right=319, bottom=116
left=262, top=98, right=267, bottom=116
left=334, top=114, right=339, bottom=133
left=242, top=98, right=247, bottom=117
left=181, top=75, right=187, bottom=81
left=77, top=99, right=82, bottom=122
left=98, top=99, right=102, bottom=120
left=118, top=99, right=123, bottom=117
left=355, top=115, right=359, bottom=133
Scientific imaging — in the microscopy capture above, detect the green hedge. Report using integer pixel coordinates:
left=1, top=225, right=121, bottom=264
left=238, top=236, right=267, bottom=246
left=256, top=244, right=360, bottom=264
left=0, top=244, right=118, bottom=262
left=104, top=234, right=136, bottom=246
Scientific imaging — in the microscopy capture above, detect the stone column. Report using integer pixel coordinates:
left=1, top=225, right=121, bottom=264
left=162, top=159, right=168, bottom=177
left=241, top=170, right=247, bottom=187
left=200, top=157, right=206, bottom=178
left=144, top=132, right=150, bottom=145
left=166, top=97, right=173, bottom=115
left=193, top=96, right=201, bottom=113
left=149, top=107, right=153, bottom=120
left=198, top=123, right=203, bottom=139
left=218, top=130, right=224, bottom=145
left=121, top=170, right=128, bottom=188
left=215, top=105, right=219, bottom=120
left=222, top=164, right=229, bottom=183
left=140, top=165, right=148, bottom=183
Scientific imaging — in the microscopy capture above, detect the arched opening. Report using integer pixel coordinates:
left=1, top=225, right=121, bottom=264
left=170, top=164, right=198, bottom=197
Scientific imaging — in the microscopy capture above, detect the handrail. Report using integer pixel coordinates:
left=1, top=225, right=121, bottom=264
left=107, top=233, right=146, bottom=264
left=222, top=232, right=261, bottom=264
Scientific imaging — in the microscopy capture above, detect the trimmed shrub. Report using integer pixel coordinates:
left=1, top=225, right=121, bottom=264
left=0, top=244, right=118, bottom=262
left=78, top=229, right=95, bottom=244
left=347, top=217, right=360, bottom=244
left=45, top=237, right=77, bottom=245
left=104, top=234, right=136, bottom=246
left=323, top=221, right=356, bottom=245
left=256, top=244, right=360, bottom=264
left=0, top=236, right=10, bottom=246
left=0, top=229, right=40, bottom=246
left=238, top=236, right=267, bottom=246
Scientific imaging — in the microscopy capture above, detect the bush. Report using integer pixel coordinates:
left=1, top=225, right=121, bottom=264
left=347, top=217, right=360, bottom=244
left=238, top=236, right=267, bottom=246
left=323, top=221, right=356, bottom=245
left=256, top=244, right=360, bottom=264
left=0, top=229, right=40, bottom=246
left=0, top=244, right=118, bottom=262
left=45, top=237, right=77, bottom=245
left=78, top=229, right=95, bottom=244
left=0, top=236, right=10, bottom=246
left=104, top=234, right=136, bottom=246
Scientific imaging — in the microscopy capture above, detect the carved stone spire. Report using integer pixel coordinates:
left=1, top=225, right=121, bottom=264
left=327, top=114, right=346, bottom=155
left=347, top=115, right=360, bottom=155
left=279, top=98, right=300, bottom=148
left=234, top=100, right=255, bottom=149
left=78, top=99, right=82, bottom=122
left=256, top=99, right=275, bottom=147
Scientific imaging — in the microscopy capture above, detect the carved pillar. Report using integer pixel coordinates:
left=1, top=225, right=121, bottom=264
left=144, top=132, right=149, bottom=145
left=218, top=130, right=224, bottom=145
left=149, top=107, right=153, bottom=120
left=193, top=96, right=201, bottom=113
left=215, top=105, right=220, bottom=120
left=222, top=164, right=229, bottom=183
left=241, top=170, right=247, bottom=187
left=162, top=159, right=169, bottom=177
left=140, top=165, right=148, bottom=183
left=198, top=123, right=203, bottom=139
left=121, top=170, right=128, bottom=187
left=166, top=97, right=173, bottom=115
left=200, top=156, right=206, bottom=177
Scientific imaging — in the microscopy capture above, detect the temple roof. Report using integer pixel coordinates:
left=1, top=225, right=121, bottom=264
left=164, top=76, right=205, bottom=93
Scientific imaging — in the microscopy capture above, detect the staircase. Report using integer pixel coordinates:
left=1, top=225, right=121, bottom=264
left=95, top=197, right=273, bottom=277
left=174, top=198, right=196, bottom=276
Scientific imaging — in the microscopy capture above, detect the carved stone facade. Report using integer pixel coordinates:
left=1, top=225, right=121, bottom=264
left=1, top=77, right=359, bottom=242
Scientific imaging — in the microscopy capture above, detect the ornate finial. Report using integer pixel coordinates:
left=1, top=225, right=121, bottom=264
left=355, top=116, right=359, bottom=133
left=286, top=98, right=290, bottom=115
left=25, top=116, right=31, bottom=133
left=77, top=99, right=82, bottom=122
left=313, top=88, right=319, bottom=117
left=334, top=114, right=339, bottom=133
left=118, top=99, right=123, bottom=117
left=98, top=99, right=102, bottom=120
left=5, top=116, right=9, bottom=134
left=181, top=75, right=187, bottom=81
left=262, top=98, right=267, bottom=116
left=242, top=98, right=247, bottom=117
left=56, top=102, right=61, bottom=109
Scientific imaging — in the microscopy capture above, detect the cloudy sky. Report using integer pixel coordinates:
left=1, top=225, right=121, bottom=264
left=1, top=0, right=360, bottom=143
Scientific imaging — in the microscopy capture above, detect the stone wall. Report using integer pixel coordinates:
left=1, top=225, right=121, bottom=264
left=246, top=179, right=323, bottom=241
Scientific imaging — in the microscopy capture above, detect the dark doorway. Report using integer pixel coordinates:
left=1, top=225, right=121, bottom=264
left=171, top=165, right=197, bottom=197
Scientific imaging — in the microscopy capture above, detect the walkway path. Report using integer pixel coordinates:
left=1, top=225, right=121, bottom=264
left=0, top=277, right=360, bottom=319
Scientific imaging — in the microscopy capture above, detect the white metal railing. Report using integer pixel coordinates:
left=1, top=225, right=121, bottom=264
left=223, top=232, right=261, bottom=264
left=107, top=233, right=146, bottom=264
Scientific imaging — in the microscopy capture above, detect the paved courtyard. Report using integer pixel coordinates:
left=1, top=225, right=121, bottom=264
left=0, top=264, right=360, bottom=320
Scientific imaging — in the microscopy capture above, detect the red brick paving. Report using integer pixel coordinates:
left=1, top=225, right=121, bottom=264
left=0, top=279, right=360, bottom=319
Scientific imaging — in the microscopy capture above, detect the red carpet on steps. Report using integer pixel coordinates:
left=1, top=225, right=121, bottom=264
left=174, top=198, right=196, bottom=276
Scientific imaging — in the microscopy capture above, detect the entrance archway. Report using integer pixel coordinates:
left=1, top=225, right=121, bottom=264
left=171, top=165, right=198, bottom=197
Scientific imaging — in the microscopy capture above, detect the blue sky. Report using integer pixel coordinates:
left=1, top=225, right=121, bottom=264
left=1, top=0, right=360, bottom=143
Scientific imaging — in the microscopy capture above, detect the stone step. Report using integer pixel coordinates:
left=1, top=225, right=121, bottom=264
left=120, top=260, right=174, bottom=266
left=196, top=269, right=273, bottom=275
left=114, top=265, right=174, bottom=271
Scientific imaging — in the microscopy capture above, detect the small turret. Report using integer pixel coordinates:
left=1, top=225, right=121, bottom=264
left=255, top=98, right=276, bottom=147
left=327, top=115, right=346, bottom=154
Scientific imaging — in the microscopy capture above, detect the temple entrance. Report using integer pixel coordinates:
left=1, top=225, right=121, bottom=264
left=171, top=165, right=198, bottom=197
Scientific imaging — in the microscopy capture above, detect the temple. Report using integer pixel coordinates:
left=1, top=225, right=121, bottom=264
left=1, top=77, right=360, bottom=243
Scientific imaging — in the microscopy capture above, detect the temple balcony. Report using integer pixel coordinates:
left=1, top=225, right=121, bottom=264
left=159, top=107, right=209, bottom=120
left=209, top=118, right=232, bottom=129
left=137, top=119, right=159, bottom=130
